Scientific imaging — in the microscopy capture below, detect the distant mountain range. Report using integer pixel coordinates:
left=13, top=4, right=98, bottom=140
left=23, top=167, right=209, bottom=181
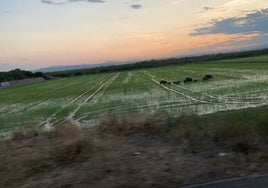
left=35, top=61, right=131, bottom=73
left=34, top=45, right=268, bottom=73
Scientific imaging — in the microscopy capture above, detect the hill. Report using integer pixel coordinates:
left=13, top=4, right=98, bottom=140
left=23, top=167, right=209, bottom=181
left=35, top=61, right=129, bottom=73
left=47, top=48, right=268, bottom=77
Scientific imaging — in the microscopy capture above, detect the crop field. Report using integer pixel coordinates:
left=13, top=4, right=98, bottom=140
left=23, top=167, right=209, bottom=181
left=0, top=55, right=268, bottom=132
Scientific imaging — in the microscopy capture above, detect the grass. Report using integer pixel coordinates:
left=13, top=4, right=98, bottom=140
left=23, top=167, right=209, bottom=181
left=96, top=106, right=268, bottom=157
left=0, top=55, right=268, bottom=130
left=164, top=106, right=268, bottom=157
left=97, top=105, right=268, bottom=158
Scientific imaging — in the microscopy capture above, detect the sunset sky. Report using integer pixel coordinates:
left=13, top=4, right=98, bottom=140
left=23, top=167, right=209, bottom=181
left=1, top=0, right=268, bottom=71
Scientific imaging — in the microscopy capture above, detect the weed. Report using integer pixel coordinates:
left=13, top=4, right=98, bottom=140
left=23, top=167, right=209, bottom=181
left=12, top=125, right=40, bottom=140
left=98, top=115, right=162, bottom=135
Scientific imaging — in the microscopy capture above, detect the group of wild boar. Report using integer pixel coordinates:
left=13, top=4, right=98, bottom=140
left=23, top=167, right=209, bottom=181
left=159, top=74, right=213, bottom=85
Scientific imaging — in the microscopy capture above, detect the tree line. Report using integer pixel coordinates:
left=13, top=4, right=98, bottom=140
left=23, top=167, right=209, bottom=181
left=0, top=69, right=46, bottom=82
left=1, top=48, right=267, bottom=80
left=49, top=48, right=268, bottom=78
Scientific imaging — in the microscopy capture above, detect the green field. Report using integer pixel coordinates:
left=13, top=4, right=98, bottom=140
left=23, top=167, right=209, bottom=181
left=1, top=55, right=268, bottom=131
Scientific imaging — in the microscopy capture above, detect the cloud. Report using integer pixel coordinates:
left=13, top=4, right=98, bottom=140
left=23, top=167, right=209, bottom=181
left=203, top=7, right=214, bottom=11
left=131, top=4, right=142, bottom=9
left=68, top=0, right=104, bottom=3
left=174, top=0, right=184, bottom=5
left=191, top=33, right=268, bottom=54
left=191, top=8, right=268, bottom=36
left=41, top=0, right=66, bottom=5
left=41, top=0, right=104, bottom=5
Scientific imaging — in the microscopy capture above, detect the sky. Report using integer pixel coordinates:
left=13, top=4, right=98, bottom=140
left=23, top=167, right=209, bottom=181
left=0, top=0, right=268, bottom=71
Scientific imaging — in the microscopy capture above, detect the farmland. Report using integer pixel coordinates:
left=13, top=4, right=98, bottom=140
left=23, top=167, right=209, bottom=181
left=0, top=55, right=268, bottom=132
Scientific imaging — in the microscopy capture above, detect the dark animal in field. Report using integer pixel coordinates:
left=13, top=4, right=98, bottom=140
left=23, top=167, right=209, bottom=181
left=184, top=77, right=193, bottom=83
left=43, top=76, right=50, bottom=80
left=194, top=80, right=198, bottom=82
left=160, top=80, right=168, bottom=84
left=203, top=75, right=213, bottom=81
left=173, top=81, right=180, bottom=85
left=167, top=82, right=171, bottom=85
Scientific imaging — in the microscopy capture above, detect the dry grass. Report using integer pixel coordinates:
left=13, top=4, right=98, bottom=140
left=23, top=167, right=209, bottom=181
left=164, top=110, right=268, bottom=160
left=98, top=115, right=163, bottom=135
left=0, top=121, right=96, bottom=188
left=50, top=124, right=95, bottom=166
left=98, top=111, right=268, bottom=157
left=12, top=124, right=40, bottom=141
left=0, top=108, right=267, bottom=187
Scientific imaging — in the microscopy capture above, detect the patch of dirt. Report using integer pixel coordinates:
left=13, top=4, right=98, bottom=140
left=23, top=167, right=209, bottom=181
left=0, top=124, right=267, bottom=188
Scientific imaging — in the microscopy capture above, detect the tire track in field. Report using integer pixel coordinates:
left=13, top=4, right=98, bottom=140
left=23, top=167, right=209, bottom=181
left=201, top=80, right=266, bottom=105
left=0, top=97, right=59, bottom=116
left=24, top=77, right=101, bottom=113
left=89, top=73, right=120, bottom=105
left=77, top=72, right=170, bottom=123
left=64, top=73, right=119, bottom=123
left=140, top=71, right=209, bottom=103
left=0, top=78, right=98, bottom=116
left=143, top=71, right=220, bottom=101
left=0, top=98, right=51, bottom=116
left=13, top=99, right=51, bottom=114
left=171, top=84, right=247, bottom=104
left=39, top=75, right=112, bottom=129
left=1, top=96, right=73, bottom=117
left=173, top=84, right=222, bottom=101
left=79, top=99, right=195, bottom=122
left=142, top=71, right=263, bottom=105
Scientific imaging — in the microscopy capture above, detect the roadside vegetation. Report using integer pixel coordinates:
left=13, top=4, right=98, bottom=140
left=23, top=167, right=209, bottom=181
left=99, top=107, right=268, bottom=157
left=0, top=107, right=267, bottom=187
left=165, top=108, right=268, bottom=156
